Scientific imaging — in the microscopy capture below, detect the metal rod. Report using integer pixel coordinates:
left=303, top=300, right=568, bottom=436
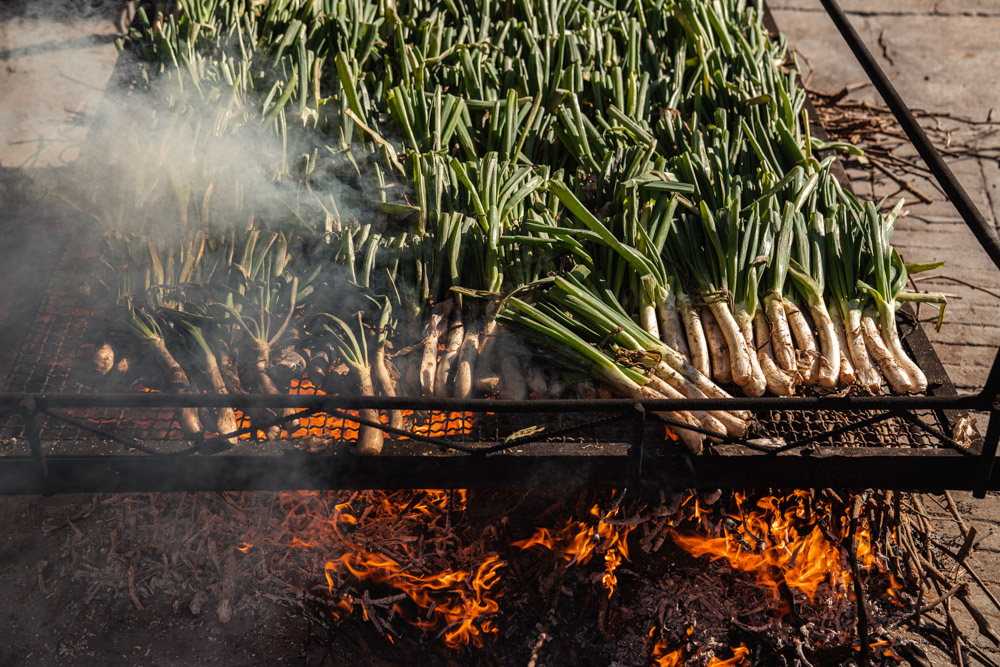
left=975, top=404, right=1000, bottom=498
left=0, top=447, right=992, bottom=495
left=773, top=411, right=897, bottom=453
left=0, top=392, right=989, bottom=412
left=818, top=0, right=1000, bottom=273
left=981, top=346, right=1000, bottom=401
left=19, top=398, right=46, bottom=479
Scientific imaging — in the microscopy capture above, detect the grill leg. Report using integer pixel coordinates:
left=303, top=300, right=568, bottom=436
left=19, top=398, right=47, bottom=483
left=627, top=404, right=645, bottom=485
left=974, top=345, right=1000, bottom=498
left=974, top=401, right=1000, bottom=499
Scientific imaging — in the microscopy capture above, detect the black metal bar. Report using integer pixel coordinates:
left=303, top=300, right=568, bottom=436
left=817, top=0, right=1000, bottom=273
left=42, top=407, right=177, bottom=456
left=975, top=404, right=1000, bottom=498
left=475, top=412, right=631, bottom=455
left=19, top=398, right=46, bottom=479
left=0, top=392, right=990, bottom=412
left=628, top=404, right=646, bottom=484
left=0, top=447, right=992, bottom=495
left=895, top=410, right=974, bottom=456
left=324, top=408, right=479, bottom=454
left=982, top=347, right=1000, bottom=400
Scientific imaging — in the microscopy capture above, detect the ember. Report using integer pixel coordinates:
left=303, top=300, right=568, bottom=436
left=139, top=375, right=478, bottom=443
left=329, top=551, right=503, bottom=648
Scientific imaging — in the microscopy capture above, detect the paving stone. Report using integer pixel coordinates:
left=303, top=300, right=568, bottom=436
left=0, top=12, right=118, bottom=167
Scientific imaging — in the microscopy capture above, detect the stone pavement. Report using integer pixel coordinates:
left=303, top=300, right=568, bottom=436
left=772, top=0, right=1000, bottom=396
left=0, top=2, right=119, bottom=168
left=774, top=1, right=1000, bottom=661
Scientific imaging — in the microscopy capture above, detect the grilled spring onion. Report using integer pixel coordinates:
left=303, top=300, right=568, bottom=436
left=453, top=323, right=480, bottom=399
left=539, top=180, right=753, bottom=423
left=369, top=295, right=404, bottom=431
left=501, top=298, right=706, bottom=454
left=762, top=180, right=800, bottom=376
left=788, top=205, right=841, bottom=389
left=419, top=299, right=452, bottom=395
left=858, top=201, right=927, bottom=393
left=829, top=302, right=857, bottom=385
left=547, top=271, right=748, bottom=435
left=753, top=307, right=794, bottom=396
left=827, top=200, right=884, bottom=392
left=127, top=306, right=204, bottom=438
left=314, top=312, right=384, bottom=455
left=702, top=309, right=732, bottom=385
left=174, top=314, right=240, bottom=445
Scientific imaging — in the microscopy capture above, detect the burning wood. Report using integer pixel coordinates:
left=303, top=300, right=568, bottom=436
left=667, top=490, right=901, bottom=605
left=25, top=484, right=1000, bottom=664
left=514, top=500, right=634, bottom=599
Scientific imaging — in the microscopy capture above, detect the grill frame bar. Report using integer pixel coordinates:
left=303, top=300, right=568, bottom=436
left=1, top=0, right=998, bottom=494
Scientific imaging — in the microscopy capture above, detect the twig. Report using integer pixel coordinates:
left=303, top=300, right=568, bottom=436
left=951, top=527, right=978, bottom=577
left=877, top=30, right=895, bottom=67
left=923, top=557, right=1000, bottom=645
left=887, top=583, right=966, bottom=630
left=944, top=489, right=969, bottom=537
left=526, top=627, right=549, bottom=667
left=870, top=160, right=933, bottom=203
left=911, top=274, right=1000, bottom=302
left=931, top=538, right=1000, bottom=615
left=846, top=493, right=871, bottom=666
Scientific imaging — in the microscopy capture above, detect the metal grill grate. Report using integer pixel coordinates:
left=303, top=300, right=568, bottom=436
left=0, top=248, right=951, bottom=457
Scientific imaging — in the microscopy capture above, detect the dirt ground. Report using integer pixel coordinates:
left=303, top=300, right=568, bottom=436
left=0, top=495, right=331, bottom=665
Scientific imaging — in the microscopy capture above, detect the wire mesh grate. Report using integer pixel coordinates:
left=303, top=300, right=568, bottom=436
left=0, top=251, right=955, bottom=456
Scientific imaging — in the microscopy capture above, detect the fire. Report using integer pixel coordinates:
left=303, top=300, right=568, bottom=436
left=329, top=551, right=504, bottom=648
left=236, top=541, right=252, bottom=553
left=651, top=633, right=749, bottom=666
left=287, top=489, right=502, bottom=649
left=708, top=643, right=750, bottom=666
left=140, top=375, right=478, bottom=443
left=669, top=491, right=899, bottom=604
left=653, top=646, right=684, bottom=667
left=141, top=376, right=479, bottom=442
left=514, top=500, right=633, bottom=597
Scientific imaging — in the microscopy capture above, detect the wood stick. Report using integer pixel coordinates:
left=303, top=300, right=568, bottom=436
left=931, top=537, right=1000, bottom=615
left=950, top=526, right=978, bottom=579
left=846, top=493, right=871, bottom=666
left=922, top=556, right=1000, bottom=646
left=887, top=583, right=966, bottom=630
left=944, top=490, right=971, bottom=539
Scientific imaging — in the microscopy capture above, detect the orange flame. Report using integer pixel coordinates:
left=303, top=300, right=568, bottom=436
left=514, top=502, right=633, bottom=597
left=297, top=490, right=501, bottom=649
left=708, top=643, right=750, bottom=666
left=669, top=492, right=900, bottom=604
left=139, top=374, right=479, bottom=442
left=236, top=542, right=252, bottom=553
left=651, top=639, right=749, bottom=667
left=329, top=551, right=504, bottom=648
left=651, top=627, right=687, bottom=666
left=653, top=646, right=685, bottom=667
